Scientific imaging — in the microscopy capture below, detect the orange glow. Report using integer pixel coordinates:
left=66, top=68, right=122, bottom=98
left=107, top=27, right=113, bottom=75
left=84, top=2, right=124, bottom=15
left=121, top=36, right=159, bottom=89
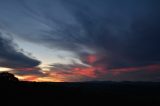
left=35, top=77, right=65, bottom=82
left=15, top=54, right=108, bottom=82
left=17, top=74, right=65, bottom=82
left=15, top=64, right=160, bottom=82
left=16, top=75, right=38, bottom=81
left=15, top=53, right=160, bottom=82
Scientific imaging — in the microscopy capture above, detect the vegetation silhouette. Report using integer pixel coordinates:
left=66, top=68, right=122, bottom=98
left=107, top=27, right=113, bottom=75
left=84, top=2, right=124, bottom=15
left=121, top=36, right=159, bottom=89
left=0, top=72, right=19, bottom=82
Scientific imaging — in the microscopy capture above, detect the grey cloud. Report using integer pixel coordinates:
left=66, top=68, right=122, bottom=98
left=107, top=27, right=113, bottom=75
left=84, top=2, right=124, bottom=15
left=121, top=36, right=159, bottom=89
left=102, top=69, right=160, bottom=82
left=50, top=63, right=86, bottom=72
left=0, top=0, right=160, bottom=81
left=0, top=32, right=41, bottom=68
left=13, top=67, right=45, bottom=77
left=0, top=0, right=159, bottom=67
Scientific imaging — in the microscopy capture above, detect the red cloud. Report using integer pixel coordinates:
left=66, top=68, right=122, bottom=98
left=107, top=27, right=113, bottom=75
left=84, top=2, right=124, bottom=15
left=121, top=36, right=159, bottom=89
left=86, top=54, right=98, bottom=64
left=110, top=64, right=160, bottom=76
left=13, top=53, right=160, bottom=82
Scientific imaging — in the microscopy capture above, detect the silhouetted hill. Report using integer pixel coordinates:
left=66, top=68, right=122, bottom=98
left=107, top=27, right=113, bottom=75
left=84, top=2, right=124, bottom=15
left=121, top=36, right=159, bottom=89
left=0, top=74, right=160, bottom=105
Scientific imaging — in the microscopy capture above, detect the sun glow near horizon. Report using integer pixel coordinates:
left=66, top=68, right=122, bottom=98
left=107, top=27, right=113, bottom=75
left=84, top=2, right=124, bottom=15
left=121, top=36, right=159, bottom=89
left=0, top=67, right=12, bottom=72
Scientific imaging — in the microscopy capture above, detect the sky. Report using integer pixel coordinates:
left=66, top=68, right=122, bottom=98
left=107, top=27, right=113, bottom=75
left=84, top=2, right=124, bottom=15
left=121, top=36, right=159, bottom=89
left=0, top=0, right=160, bottom=82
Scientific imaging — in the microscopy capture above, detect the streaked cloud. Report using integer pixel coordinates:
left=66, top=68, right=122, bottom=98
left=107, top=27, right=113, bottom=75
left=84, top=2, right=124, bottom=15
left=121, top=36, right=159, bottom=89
left=0, top=0, right=160, bottom=81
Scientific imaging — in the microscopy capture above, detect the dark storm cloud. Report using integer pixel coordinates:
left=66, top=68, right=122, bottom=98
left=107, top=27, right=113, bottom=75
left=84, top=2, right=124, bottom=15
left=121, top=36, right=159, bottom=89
left=0, top=0, right=160, bottom=81
left=61, top=0, right=160, bottom=68
left=0, top=32, right=41, bottom=68
left=9, top=0, right=160, bottom=68
left=13, top=67, right=45, bottom=77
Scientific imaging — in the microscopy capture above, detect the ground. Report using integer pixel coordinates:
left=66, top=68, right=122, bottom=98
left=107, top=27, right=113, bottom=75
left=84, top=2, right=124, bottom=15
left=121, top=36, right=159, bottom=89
left=0, top=81, right=160, bottom=105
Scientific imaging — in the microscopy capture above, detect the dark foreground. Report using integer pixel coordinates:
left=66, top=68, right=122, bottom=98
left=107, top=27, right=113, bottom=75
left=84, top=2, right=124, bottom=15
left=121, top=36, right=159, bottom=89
left=0, top=81, right=160, bottom=105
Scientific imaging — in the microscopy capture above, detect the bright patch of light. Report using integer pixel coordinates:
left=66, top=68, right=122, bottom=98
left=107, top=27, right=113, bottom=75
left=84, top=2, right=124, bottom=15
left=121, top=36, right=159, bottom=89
left=0, top=67, right=12, bottom=72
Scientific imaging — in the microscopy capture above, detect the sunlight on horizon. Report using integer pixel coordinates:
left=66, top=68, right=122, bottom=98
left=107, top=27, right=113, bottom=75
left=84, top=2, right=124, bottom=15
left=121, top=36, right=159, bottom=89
left=0, top=67, right=12, bottom=72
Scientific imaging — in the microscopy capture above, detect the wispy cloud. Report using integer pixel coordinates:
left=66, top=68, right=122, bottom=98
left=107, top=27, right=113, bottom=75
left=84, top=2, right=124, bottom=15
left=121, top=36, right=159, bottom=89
left=0, top=0, right=160, bottom=81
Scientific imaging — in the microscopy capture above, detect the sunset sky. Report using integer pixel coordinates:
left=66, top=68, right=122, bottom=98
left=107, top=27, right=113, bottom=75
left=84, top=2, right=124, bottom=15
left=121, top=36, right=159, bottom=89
left=0, top=0, right=160, bottom=82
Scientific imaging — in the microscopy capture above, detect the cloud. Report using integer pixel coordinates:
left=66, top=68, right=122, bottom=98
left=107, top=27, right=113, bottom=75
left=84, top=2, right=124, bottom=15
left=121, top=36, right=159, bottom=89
left=103, top=64, right=160, bottom=81
left=13, top=67, right=44, bottom=76
left=47, top=54, right=108, bottom=81
left=0, top=32, right=41, bottom=69
left=0, top=0, right=160, bottom=81
left=7, top=0, right=159, bottom=68
left=61, top=0, right=160, bottom=69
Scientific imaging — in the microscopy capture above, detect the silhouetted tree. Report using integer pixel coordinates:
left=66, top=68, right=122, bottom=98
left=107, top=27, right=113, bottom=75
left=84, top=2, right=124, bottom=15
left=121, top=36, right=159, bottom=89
left=0, top=72, right=19, bottom=82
